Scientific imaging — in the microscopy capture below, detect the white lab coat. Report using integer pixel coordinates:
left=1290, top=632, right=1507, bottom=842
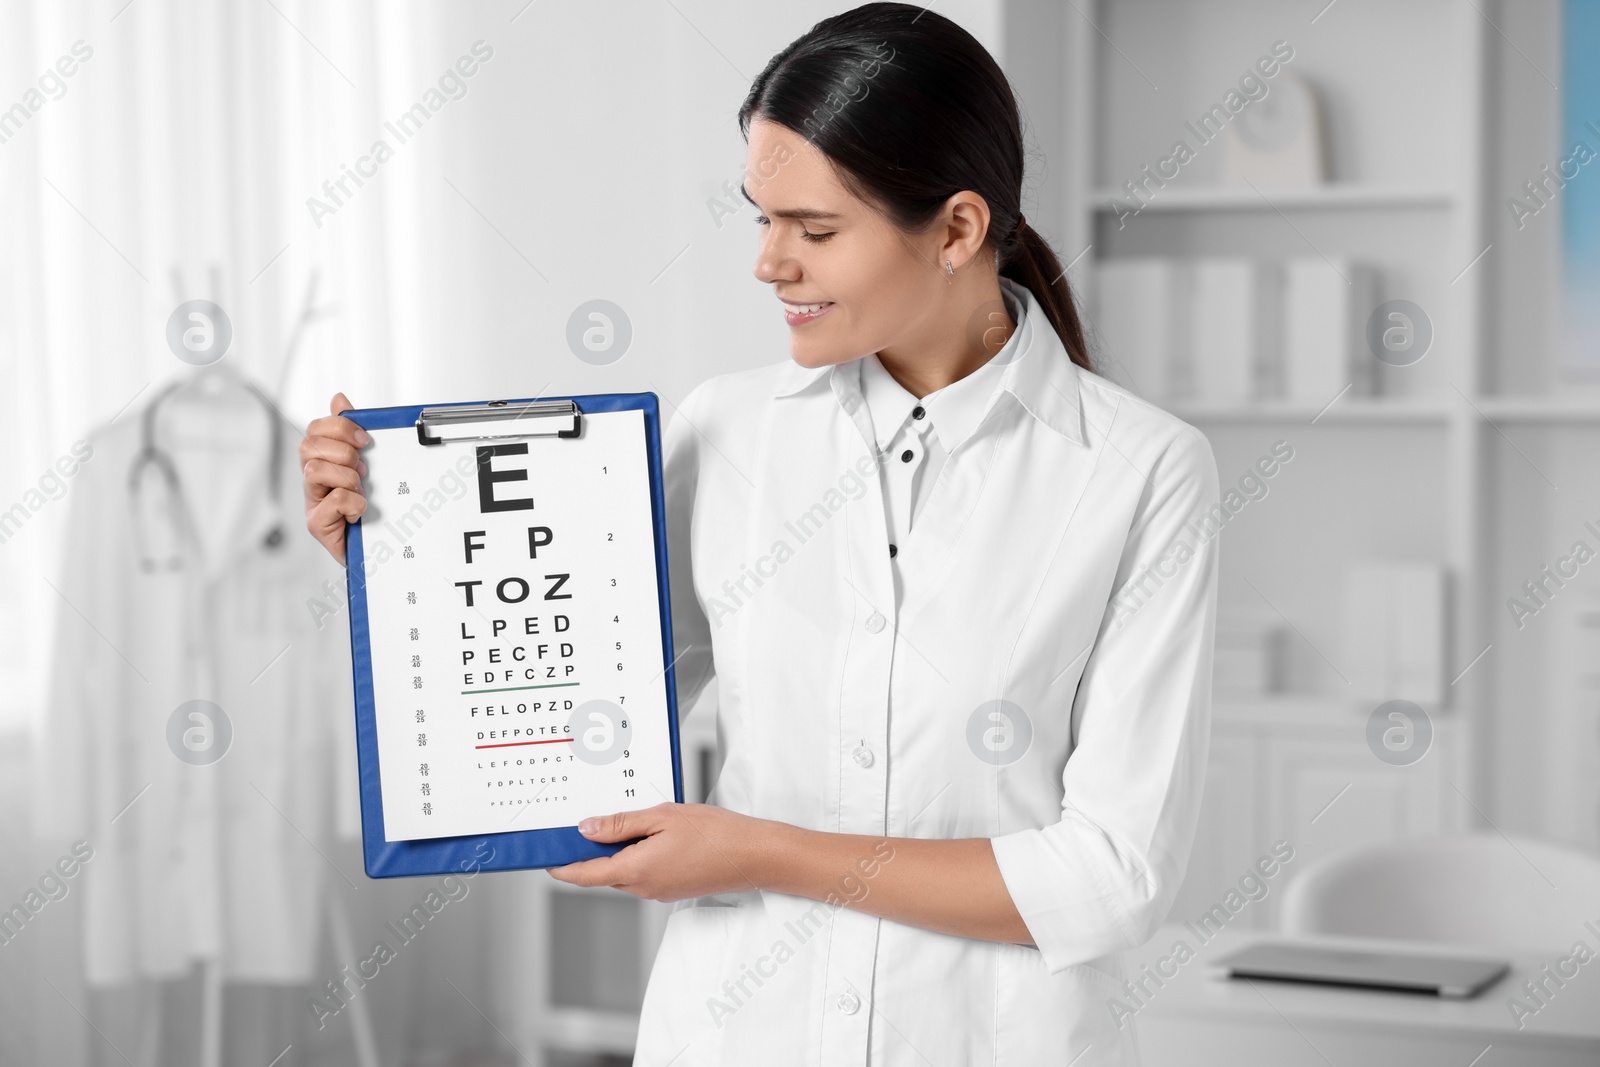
left=35, top=392, right=360, bottom=986
left=635, top=277, right=1222, bottom=1065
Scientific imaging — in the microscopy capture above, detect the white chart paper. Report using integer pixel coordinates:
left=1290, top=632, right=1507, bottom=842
left=356, top=407, right=675, bottom=842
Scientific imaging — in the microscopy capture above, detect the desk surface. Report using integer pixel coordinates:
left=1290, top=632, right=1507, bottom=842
left=1125, top=923, right=1600, bottom=1050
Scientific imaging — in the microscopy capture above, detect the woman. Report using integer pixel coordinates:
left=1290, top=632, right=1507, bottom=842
left=302, top=4, right=1221, bottom=1063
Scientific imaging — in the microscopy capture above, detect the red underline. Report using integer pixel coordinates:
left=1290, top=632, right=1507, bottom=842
left=475, top=738, right=575, bottom=750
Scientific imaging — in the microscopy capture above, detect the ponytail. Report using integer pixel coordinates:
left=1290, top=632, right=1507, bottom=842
left=1000, top=222, right=1094, bottom=372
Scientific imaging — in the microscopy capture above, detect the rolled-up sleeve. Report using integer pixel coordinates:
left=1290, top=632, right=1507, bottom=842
left=990, top=429, right=1222, bottom=975
left=661, top=380, right=718, bottom=722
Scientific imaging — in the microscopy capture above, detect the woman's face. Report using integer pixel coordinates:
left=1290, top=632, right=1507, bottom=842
left=745, top=117, right=988, bottom=371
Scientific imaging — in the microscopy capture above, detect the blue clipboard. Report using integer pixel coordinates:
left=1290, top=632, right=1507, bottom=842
left=341, top=392, right=684, bottom=878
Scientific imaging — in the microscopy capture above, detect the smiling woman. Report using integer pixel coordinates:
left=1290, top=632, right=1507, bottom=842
left=554, top=4, right=1215, bottom=1066
left=294, top=4, right=1222, bottom=1066
left=731, top=6, right=1093, bottom=399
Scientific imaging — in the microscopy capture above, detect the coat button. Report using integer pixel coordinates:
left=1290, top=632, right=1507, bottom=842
left=912, top=405, right=926, bottom=420
left=900, top=449, right=914, bottom=463
left=837, top=991, right=861, bottom=1014
left=888, top=543, right=897, bottom=558
left=865, top=612, right=886, bottom=633
left=852, top=745, right=874, bottom=768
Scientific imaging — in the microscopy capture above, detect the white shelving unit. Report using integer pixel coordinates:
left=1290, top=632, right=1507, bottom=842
left=1008, top=0, right=1600, bottom=925
left=1011, top=0, right=1600, bottom=889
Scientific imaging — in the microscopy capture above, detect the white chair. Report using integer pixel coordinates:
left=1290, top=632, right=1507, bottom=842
left=1280, top=833, right=1600, bottom=954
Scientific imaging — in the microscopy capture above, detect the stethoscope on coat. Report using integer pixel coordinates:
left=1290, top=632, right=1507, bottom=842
left=128, top=379, right=287, bottom=573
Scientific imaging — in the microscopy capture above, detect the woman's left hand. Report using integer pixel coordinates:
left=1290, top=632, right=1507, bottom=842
left=546, top=802, right=775, bottom=902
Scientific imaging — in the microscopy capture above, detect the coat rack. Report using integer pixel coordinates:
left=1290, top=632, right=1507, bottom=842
left=159, top=262, right=375, bottom=1067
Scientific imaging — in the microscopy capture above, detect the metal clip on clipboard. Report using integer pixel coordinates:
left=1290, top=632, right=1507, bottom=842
left=415, top=399, right=583, bottom=445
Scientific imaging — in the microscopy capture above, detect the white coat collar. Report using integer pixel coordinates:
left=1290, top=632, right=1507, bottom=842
left=770, top=276, right=1087, bottom=447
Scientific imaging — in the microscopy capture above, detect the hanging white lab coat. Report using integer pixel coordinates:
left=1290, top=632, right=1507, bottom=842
left=34, top=393, right=361, bottom=986
left=634, top=277, right=1222, bottom=1065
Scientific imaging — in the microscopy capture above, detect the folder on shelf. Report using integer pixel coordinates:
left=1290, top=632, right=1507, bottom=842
left=1281, top=257, right=1377, bottom=403
left=1094, top=257, right=1182, bottom=402
left=1190, top=257, right=1274, bottom=404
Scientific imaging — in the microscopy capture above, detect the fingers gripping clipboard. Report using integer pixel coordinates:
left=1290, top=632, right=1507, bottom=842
left=341, top=394, right=684, bottom=878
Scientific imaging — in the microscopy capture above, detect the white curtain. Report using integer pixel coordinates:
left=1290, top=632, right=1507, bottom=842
left=0, top=0, right=450, bottom=727
left=0, top=2, right=464, bottom=1064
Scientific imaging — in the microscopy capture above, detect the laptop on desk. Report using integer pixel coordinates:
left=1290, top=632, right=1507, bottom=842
left=1210, top=939, right=1510, bottom=998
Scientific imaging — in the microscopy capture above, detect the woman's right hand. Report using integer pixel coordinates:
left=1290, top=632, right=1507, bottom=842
left=301, top=392, right=370, bottom=565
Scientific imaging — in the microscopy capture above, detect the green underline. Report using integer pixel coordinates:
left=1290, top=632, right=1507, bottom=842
left=460, top=682, right=583, bottom=695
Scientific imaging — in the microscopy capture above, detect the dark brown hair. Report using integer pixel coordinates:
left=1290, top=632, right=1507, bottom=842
left=738, top=1, right=1093, bottom=372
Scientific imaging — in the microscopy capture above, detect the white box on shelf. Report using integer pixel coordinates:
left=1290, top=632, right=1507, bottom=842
left=1344, top=561, right=1447, bottom=706
left=1092, top=257, right=1181, bottom=403
left=1214, top=605, right=1290, bottom=696
left=1280, top=258, right=1377, bottom=403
